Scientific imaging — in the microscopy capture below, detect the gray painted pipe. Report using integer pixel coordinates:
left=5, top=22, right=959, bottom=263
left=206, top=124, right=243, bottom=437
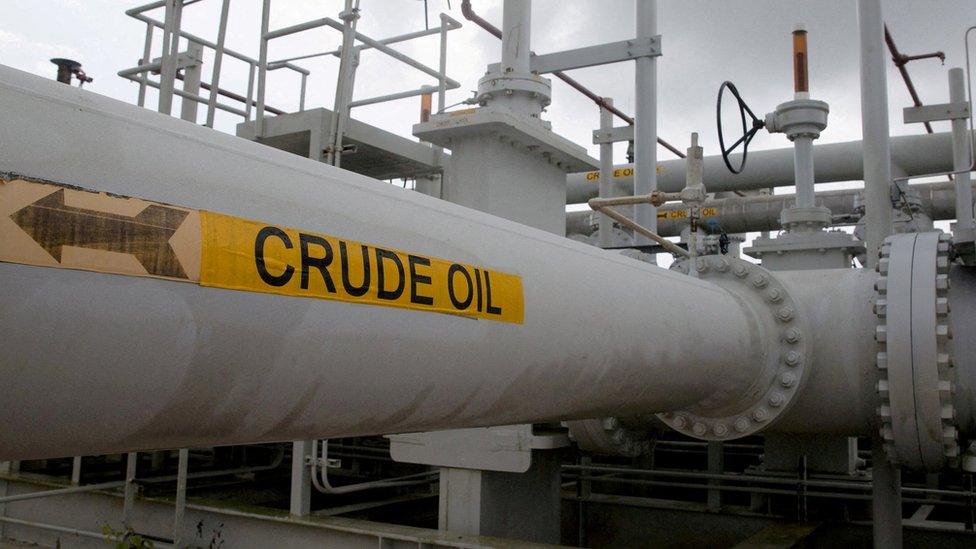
left=566, top=131, right=975, bottom=204
left=566, top=181, right=966, bottom=238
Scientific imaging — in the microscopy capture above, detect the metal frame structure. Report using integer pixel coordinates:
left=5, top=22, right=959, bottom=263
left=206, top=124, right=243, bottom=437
left=3, top=1, right=976, bottom=548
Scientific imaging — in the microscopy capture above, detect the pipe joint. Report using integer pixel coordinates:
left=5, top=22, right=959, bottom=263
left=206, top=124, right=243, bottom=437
left=659, top=257, right=813, bottom=440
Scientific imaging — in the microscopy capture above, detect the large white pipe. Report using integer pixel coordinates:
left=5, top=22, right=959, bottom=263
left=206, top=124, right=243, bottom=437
left=565, top=131, right=974, bottom=204
left=0, top=67, right=763, bottom=460
left=857, top=0, right=893, bottom=269
left=633, top=0, right=658, bottom=243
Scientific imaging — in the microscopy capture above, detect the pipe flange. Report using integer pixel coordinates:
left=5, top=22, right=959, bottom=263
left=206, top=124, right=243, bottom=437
left=565, top=416, right=652, bottom=457
left=876, top=232, right=958, bottom=470
left=659, top=256, right=811, bottom=440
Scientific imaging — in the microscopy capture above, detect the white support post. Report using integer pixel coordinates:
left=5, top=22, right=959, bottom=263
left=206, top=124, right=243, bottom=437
left=173, top=448, right=188, bottom=546
left=598, top=98, right=614, bottom=248
left=122, top=452, right=138, bottom=528
left=157, top=0, right=183, bottom=116
left=326, top=0, right=361, bottom=167
left=289, top=441, right=312, bottom=516
left=857, top=0, right=893, bottom=268
left=70, top=456, right=82, bottom=486
left=205, top=0, right=232, bottom=128
left=137, top=22, right=154, bottom=108
left=872, top=438, right=903, bottom=548
left=180, top=41, right=204, bottom=123
left=255, top=0, right=272, bottom=137
left=950, top=67, right=975, bottom=230
left=634, top=0, right=659, bottom=246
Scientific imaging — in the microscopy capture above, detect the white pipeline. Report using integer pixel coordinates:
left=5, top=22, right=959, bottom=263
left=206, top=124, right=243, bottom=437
left=0, top=67, right=762, bottom=460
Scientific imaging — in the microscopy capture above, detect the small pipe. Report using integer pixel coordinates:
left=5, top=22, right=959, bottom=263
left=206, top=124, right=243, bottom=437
left=0, top=480, right=125, bottom=504
left=310, top=440, right=437, bottom=495
left=884, top=25, right=944, bottom=135
left=588, top=204, right=689, bottom=257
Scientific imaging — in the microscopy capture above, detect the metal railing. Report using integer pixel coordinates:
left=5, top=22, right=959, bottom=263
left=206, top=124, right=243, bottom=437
left=120, top=0, right=308, bottom=125
left=119, top=0, right=462, bottom=163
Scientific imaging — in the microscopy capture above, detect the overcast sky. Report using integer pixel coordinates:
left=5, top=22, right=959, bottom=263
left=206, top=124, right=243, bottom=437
left=1, top=0, right=972, bottom=258
left=3, top=1, right=972, bottom=157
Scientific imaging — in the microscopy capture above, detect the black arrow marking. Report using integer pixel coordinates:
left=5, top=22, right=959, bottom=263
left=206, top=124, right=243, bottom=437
left=10, top=189, right=190, bottom=279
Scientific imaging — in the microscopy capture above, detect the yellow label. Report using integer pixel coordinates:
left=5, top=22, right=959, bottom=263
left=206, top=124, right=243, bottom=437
left=656, top=207, right=719, bottom=220
left=584, top=165, right=663, bottom=181
left=199, top=212, right=524, bottom=324
left=2, top=176, right=524, bottom=324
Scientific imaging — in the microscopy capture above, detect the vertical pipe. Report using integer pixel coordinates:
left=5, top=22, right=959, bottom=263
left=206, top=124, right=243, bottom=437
left=70, top=456, right=82, bottom=486
left=137, top=23, right=154, bottom=108
left=299, top=73, right=308, bottom=112
left=634, top=0, right=659, bottom=244
left=255, top=0, right=272, bottom=137
left=326, top=0, right=360, bottom=167
left=290, top=441, right=312, bottom=516
left=872, top=439, right=903, bottom=548
left=179, top=41, right=203, bottom=123
left=157, top=0, right=182, bottom=116
left=173, top=448, right=188, bottom=547
left=206, top=0, right=232, bottom=128
left=857, top=0, right=893, bottom=268
left=501, top=0, right=531, bottom=74
left=438, top=14, right=448, bottom=114
left=794, top=137, right=815, bottom=208
left=122, top=452, right=138, bottom=527
left=950, top=67, right=975, bottom=229
left=598, top=97, right=614, bottom=248
left=245, top=63, right=256, bottom=120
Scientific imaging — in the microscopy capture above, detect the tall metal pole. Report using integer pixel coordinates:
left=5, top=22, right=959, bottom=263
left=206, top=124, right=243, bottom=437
left=950, top=67, right=975, bottom=230
left=137, top=23, right=154, bottom=108
left=326, top=0, right=360, bottom=167
left=857, top=0, right=893, bottom=268
left=872, top=439, right=903, bottom=548
left=157, top=0, right=182, bottom=116
left=501, top=0, right=531, bottom=74
left=205, top=0, right=232, bottom=128
left=634, top=0, right=658, bottom=246
left=598, top=98, right=614, bottom=248
left=255, top=0, right=271, bottom=137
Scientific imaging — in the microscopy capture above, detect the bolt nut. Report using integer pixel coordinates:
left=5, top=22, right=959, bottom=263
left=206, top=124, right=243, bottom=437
left=784, top=350, right=801, bottom=366
left=713, top=424, right=729, bottom=437
left=751, top=274, right=768, bottom=288
left=780, top=372, right=796, bottom=388
left=784, top=328, right=802, bottom=343
left=733, top=264, right=748, bottom=278
left=673, top=416, right=688, bottom=429
left=696, top=258, right=709, bottom=272
left=766, top=288, right=783, bottom=303
left=776, top=306, right=795, bottom=322
left=734, top=417, right=750, bottom=432
left=769, top=392, right=785, bottom=407
left=752, top=408, right=769, bottom=422
left=693, top=422, right=707, bottom=436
